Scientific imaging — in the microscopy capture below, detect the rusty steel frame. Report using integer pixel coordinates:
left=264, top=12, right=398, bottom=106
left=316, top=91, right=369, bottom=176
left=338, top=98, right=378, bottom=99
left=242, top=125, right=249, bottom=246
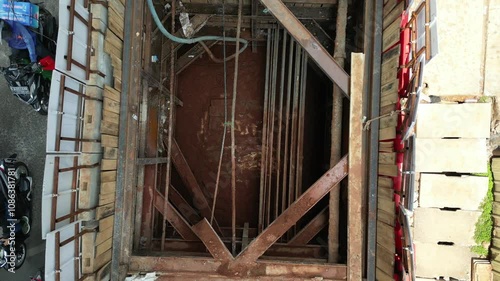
left=287, top=207, right=328, bottom=246
left=53, top=224, right=88, bottom=281
left=65, top=0, right=104, bottom=80
left=257, top=0, right=350, bottom=95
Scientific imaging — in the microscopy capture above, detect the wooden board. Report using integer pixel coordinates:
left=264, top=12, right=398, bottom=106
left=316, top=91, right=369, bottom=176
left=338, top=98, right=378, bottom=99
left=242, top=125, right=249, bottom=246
left=382, top=18, right=401, bottom=51
left=99, top=215, right=114, bottom=231
left=379, top=115, right=397, bottom=129
left=379, top=141, right=394, bottom=152
left=101, top=171, right=117, bottom=183
left=416, top=103, right=491, bottom=138
left=377, top=209, right=395, bottom=226
left=415, top=139, right=488, bottom=173
left=103, top=147, right=118, bottom=159
left=103, top=110, right=120, bottom=124
left=380, top=103, right=397, bottom=115
left=378, top=176, right=394, bottom=189
left=101, top=159, right=117, bottom=171
left=379, top=127, right=396, bottom=141
left=101, top=182, right=116, bottom=195
left=96, top=226, right=114, bottom=245
left=379, top=164, right=398, bottom=177
left=103, top=97, right=120, bottom=114
left=101, top=134, right=119, bottom=148
left=378, top=196, right=395, bottom=215
left=419, top=174, right=489, bottom=210
left=383, top=1, right=404, bottom=30
left=378, top=186, right=394, bottom=200
left=99, top=192, right=115, bottom=206
left=96, top=238, right=112, bottom=256
left=381, top=55, right=399, bottom=91
left=96, top=203, right=115, bottom=219
left=100, top=120, right=119, bottom=135
left=379, top=152, right=396, bottom=164
left=383, top=0, right=398, bottom=18
left=104, top=85, right=121, bottom=102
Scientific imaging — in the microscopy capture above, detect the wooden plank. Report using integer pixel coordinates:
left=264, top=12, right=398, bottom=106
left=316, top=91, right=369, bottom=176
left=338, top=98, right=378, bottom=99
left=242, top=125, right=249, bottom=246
left=103, top=147, right=118, bottom=159
left=96, top=203, right=115, bottom=219
left=103, top=110, right=120, bottom=124
left=379, top=114, right=397, bottom=129
left=101, top=159, right=117, bottom=171
left=419, top=174, right=489, bottom=210
left=376, top=253, right=394, bottom=279
left=383, top=1, right=404, bottom=30
left=103, top=97, right=120, bottom=114
left=378, top=176, right=393, bottom=188
left=380, top=90, right=398, bottom=107
left=381, top=55, right=399, bottom=85
left=108, top=8, right=124, bottom=39
left=380, top=103, right=397, bottom=115
left=379, top=164, right=398, bottom=177
left=378, top=186, right=393, bottom=200
left=109, top=0, right=125, bottom=16
left=101, top=171, right=117, bottom=183
left=99, top=215, right=114, bottom=231
left=382, top=44, right=400, bottom=64
left=377, top=243, right=395, bottom=263
left=382, top=18, right=400, bottom=51
left=379, top=141, right=394, bottom=152
left=96, top=238, right=113, bottom=256
left=101, top=134, right=119, bottom=147
left=379, top=127, right=396, bottom=140
left=416, top=103, right=491, bottom=138
left=381, top=79, right=398, bottom=99
left=101, top=182, right=116, bottom=195
left=378, top=196, right=395, bottom=215
left=378, top=152, right=396, bottom=164
left=96, top=226, right=114, bottom=246
left=93, top=249, right=112, bottom=273
left=415, top=139, right=488, bottom=173
left=347, top=52, right=364, bottom=281
left=104, top=85, right=121, bottom=102
left=383, top=0, right=398, bottom=17
left=377, top=209, right=395, bottom=226
left=100, top=120, right=119, bottom=136
left=99, top=192, right=115, bottom=206
left=377, top=221, right=395, bottom=252
left=376, top=267, right=394, bottom=281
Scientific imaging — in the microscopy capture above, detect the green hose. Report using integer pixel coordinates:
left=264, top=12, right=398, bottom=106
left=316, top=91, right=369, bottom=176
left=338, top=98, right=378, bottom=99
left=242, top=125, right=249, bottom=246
left=146, top=0, right=248, bottom=53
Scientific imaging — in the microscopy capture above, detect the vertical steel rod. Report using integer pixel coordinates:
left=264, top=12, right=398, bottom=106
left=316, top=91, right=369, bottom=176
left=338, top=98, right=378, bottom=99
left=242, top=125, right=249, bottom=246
left=289, top=44, right=301, bottom=236
left=259, top=28, right=272, bottom=233
left=283, top=38, right=294, bottom=234
left=231, top=0, right=244, bottom=255
left=277, top=30, right=287, bottom=217
left=269, top=27, right=279, bottom=221
left=265, top=28, right=275, bottom=228
left=295, top=53, right=307, bottom=200
left=161, top=0, right=176, bottom=251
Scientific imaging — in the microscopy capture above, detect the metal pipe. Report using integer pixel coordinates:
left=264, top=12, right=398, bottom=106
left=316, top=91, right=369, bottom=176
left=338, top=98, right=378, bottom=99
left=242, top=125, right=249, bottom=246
left=231, top=0, right=244, bottom=255
left=277, top=30, right=287, bottom=217
left=366, top=0, right=384, bottom=278
left=283, top=38, right=294, bottom=237
left=295, top=52, right=307, bottom=201
left=161, top=0, right=176, bottom=251
left=269, top=27, right=279, bottom=221
left=258, top=28, right=272, bottom=233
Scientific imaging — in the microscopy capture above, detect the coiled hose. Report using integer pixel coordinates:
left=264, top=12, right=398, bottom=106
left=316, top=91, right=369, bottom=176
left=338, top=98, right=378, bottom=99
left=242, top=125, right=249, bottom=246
left=146, top=0, right=249, bottom=56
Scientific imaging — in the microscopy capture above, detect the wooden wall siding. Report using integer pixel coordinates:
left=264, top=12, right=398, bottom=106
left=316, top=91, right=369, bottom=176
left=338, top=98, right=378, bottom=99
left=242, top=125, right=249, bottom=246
left=82, top=0, right=124, bottom=280
left=375, top=1, right=404, bottom=280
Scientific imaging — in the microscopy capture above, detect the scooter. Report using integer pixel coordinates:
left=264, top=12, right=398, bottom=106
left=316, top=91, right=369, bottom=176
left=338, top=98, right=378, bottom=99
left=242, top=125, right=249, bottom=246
left=0, top=154, right=32, bottom=272
left=0, top=4, right=57, bottom=115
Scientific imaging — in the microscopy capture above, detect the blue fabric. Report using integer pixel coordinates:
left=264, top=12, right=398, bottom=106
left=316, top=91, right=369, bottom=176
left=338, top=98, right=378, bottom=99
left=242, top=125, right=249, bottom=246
left=4, top=20, right=37, bottom=62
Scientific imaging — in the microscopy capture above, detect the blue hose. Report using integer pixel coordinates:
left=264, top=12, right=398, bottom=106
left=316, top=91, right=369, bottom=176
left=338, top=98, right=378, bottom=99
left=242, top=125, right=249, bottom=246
left=146, top=0, right=248, bottom=53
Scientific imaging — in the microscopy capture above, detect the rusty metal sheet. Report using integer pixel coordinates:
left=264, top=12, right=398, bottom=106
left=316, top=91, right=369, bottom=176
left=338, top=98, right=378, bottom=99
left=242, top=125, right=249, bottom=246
left=258, top=0, right=350, bottom=94
left=232, top=156, right=348, bottom=266
left=192, top=219, right=234, bottom=261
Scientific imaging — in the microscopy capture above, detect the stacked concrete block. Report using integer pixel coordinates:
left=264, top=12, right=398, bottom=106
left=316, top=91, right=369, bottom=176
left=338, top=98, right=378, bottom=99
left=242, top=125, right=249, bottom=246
left=414, top=103, right=490, bottom=280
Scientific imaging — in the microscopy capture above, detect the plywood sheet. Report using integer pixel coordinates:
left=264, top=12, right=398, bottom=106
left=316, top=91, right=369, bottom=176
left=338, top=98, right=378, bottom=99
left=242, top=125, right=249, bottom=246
left=414, top=241, right=477, bottom=279
left=414, top=208, right=480, bottom=245
left=415, top=139, right=488, bottom=173
left=419, top=174, right=489, bottom=210
left=416, top=103, right=491, bottom=138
